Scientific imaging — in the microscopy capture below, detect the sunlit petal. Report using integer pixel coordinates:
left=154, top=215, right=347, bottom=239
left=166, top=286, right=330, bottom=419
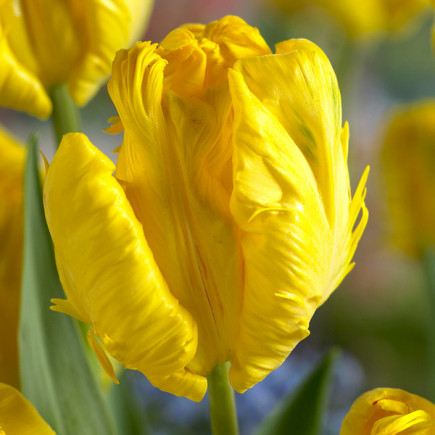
left=44, top=133, right=205, bottom=401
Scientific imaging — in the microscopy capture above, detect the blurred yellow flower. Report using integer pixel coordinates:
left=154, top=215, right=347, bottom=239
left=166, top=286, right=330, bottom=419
left=0, top=0, right=153, bottom=118
left=44, top=16, right=369, bottom=402
left=0, top=127, right=25, bottom=389
left=382, top=101, right=435, bottom=257
left=269, top=0, right=429, bottom=39
left=0, top=383, right=55, bottom=434
left=341, top=388, right=435, bottom=434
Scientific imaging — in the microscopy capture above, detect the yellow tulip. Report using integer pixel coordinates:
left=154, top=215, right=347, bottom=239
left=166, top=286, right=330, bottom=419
left=341, top=388, right=435, bottom=434
left=269, top=0, right=429, bottom=39
left=0, top=127, right=25, bottom=389
left=0, top=383, right=55, bottom=434
left=0, top=0, right=153, bottom=118
left=381, top=101, right=435, bottom=257
left=44, top=16, right=369, bottom=402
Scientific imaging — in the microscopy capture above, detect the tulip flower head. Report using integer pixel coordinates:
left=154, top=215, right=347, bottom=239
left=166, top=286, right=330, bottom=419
left=382, top=101, right=435, bottom=257
left=0, top=0, right=153, bottom=118
left=0, top=127, right=25, bottom=389
left=269, top=0, right=429, bottom=39
left=44, top=16, right=369, bottom=401
left=341, top=388, right=435, bottom=434
left=0, top=383, right=55, bottom=434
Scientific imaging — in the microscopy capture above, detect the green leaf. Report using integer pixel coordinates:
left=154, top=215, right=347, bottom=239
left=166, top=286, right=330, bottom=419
left=255, top=348, right=340, bottom=435
left=108, top=371, right=151, bottom=435
left=19, top=136, right=117, bottom=435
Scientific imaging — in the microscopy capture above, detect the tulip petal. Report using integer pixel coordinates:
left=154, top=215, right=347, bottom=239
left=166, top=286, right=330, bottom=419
left=228, top=43, right=367, bottom=392
left=201, top=15, right=272, bottom=63
left=157, top=28, right=208, bottom=96
left=109, top=41, right=244, bottom=377
left=0, top=383, right=55, bottom=434
left=87, top=330, right=119, bottom=384
left=44, top=133, right=206, bottom=401
left=0, top=26, right=51, bottom=118
left=157, top=16, right=271, bottom=97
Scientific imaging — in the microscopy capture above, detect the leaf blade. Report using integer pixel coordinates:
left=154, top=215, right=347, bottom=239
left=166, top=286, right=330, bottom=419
left=19, top=136, right=117, bottom=435
left=255, top=348, right=340, bottom=435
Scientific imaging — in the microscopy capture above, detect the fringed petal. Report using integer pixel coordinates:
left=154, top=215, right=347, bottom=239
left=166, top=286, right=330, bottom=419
left=202, top=15, right=271, bottom=63
left=228, top=66, right=329, bottom=392
left=228, top=41, right=368, bottom=392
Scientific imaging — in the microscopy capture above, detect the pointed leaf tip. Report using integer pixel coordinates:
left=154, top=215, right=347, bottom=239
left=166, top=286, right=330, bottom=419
left=255, top=348, right=341, bottom=435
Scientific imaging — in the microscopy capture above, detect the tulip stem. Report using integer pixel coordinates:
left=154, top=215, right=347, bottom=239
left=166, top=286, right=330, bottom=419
left=207, top=362, right=239, bottom=435
left=50, top=83, right=82, bottom=146
left=423, top=248, right=435, bottom=402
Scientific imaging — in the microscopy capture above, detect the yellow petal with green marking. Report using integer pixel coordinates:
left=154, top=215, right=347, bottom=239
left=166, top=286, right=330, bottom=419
left=227, top=41, right=368, bottom=392
left=44, top=133, right=205, bottom=401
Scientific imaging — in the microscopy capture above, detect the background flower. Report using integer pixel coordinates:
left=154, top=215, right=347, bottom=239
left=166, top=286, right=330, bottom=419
left=381, top=101, right=435, bottom=257
left=267, top=0, right=430, bottom=39
left=341, top=388, right=435, bottom=434
left=0, top=0, right=153, bottom=118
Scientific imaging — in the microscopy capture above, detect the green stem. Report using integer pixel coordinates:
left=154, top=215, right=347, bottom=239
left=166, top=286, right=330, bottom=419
left=49, top=83, right=82, bottom=146
left=207, top=363, right=239, bottom=435
left=423, top=248, right=435, bottom=402
left=422, top=249, right=435, bottom=401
